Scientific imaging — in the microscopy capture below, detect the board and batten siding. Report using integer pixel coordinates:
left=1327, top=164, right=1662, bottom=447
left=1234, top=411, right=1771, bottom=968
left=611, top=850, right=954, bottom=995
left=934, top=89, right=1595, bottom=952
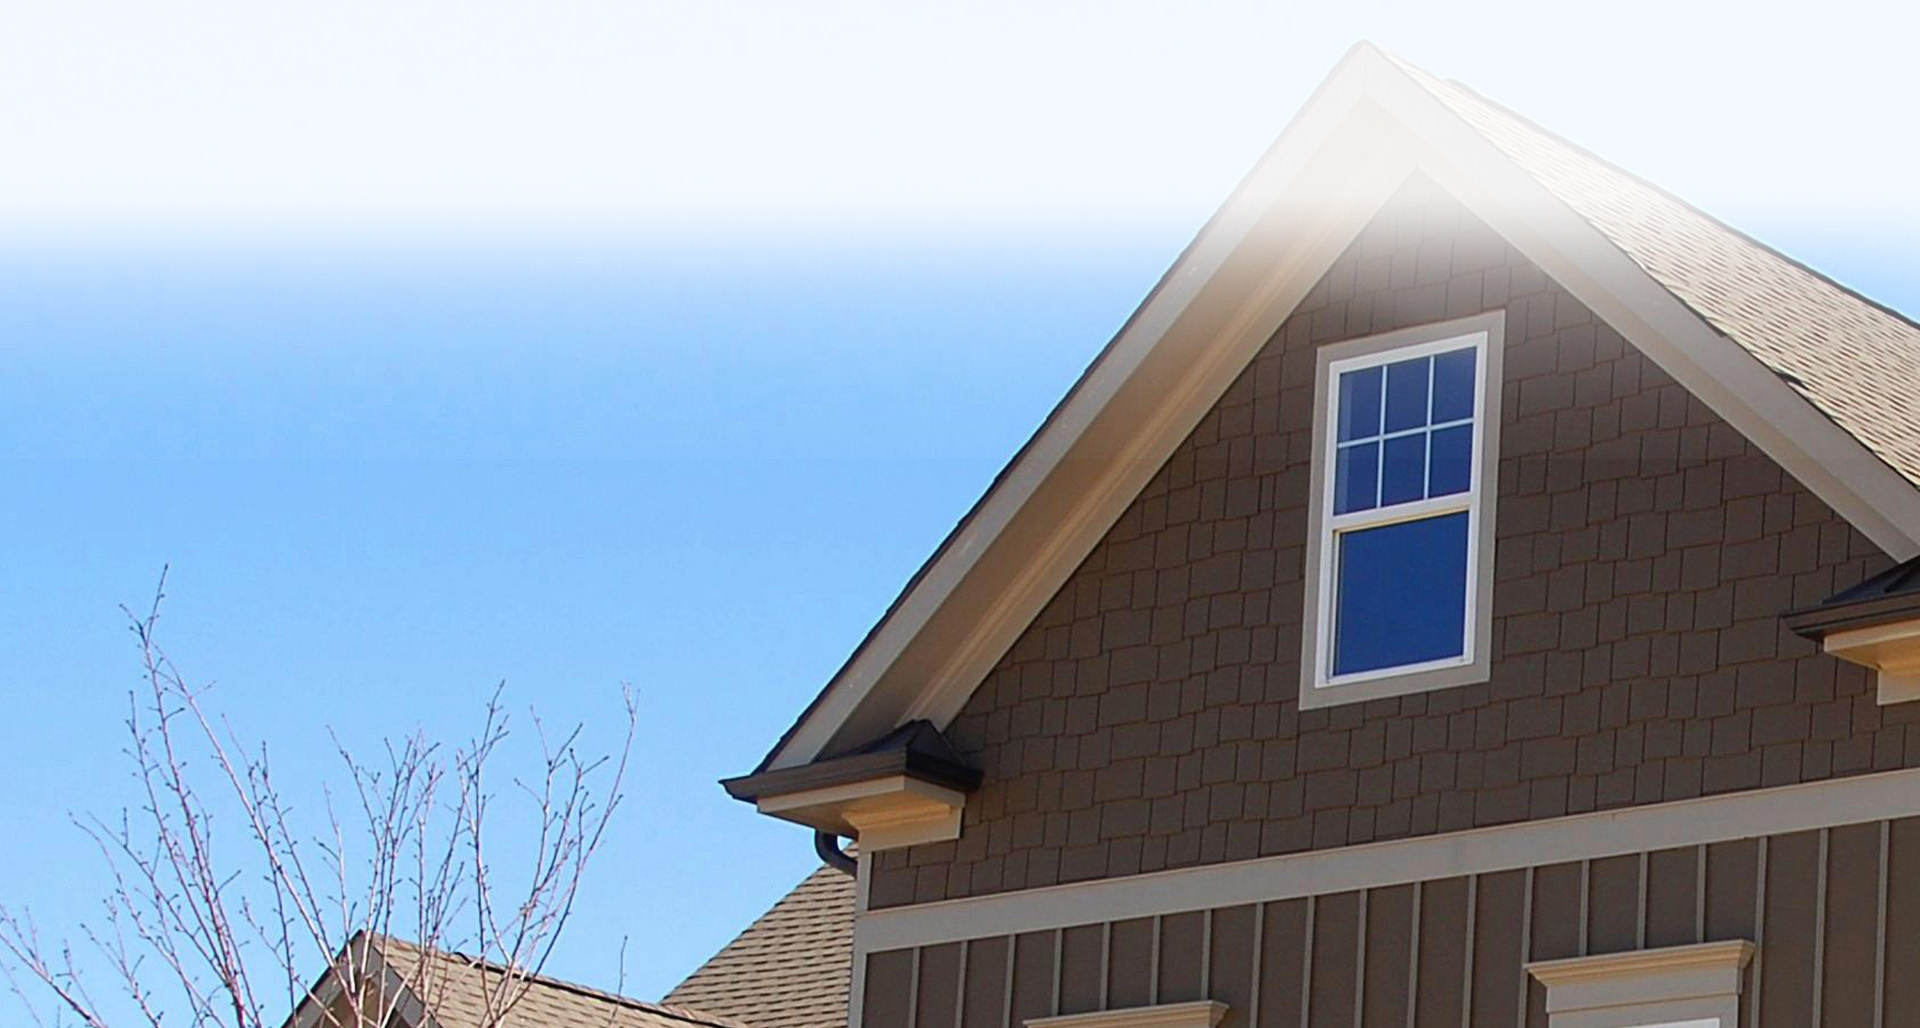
left=861, top=814, right=1920, bottom=1028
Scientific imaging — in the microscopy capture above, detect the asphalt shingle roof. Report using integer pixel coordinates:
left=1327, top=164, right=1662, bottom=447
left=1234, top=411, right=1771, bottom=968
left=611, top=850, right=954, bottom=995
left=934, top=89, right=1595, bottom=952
left=370, top=936, right=746, bottom=1028
left=664, top=865, right=854, bottom=1028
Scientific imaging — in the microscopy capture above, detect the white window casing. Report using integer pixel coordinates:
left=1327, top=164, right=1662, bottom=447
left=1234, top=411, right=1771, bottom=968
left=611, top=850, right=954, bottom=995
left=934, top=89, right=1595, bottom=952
left=1299, top=311, right=1506, bottom=709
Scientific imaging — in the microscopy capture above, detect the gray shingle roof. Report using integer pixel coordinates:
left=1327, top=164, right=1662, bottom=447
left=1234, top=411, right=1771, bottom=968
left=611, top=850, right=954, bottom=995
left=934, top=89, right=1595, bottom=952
left=1389, top=53, right=1920, bottom=488
left=664, top=865, right=854, bottom=1028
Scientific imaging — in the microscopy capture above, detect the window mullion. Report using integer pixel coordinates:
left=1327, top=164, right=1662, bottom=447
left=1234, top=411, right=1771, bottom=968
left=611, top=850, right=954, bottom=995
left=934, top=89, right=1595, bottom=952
left=1372, top=366, right=1386, bottom=508
left=1422, top=355, right=1436, bottom=499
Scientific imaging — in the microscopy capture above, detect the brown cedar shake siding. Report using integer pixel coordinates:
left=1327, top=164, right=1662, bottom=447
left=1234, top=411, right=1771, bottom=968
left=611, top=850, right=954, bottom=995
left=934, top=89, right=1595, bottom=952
left=861, top=814, right=1920, bottom=1028
left=868, top=174, right=1900, bottom=910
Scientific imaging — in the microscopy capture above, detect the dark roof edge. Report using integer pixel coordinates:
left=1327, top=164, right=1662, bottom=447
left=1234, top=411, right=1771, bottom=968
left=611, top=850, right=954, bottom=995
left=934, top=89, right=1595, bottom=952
left=1784, top=592, right=1920, bottom=639
left=723, top=746, right=982, bottom=803
left=1783, top=556, right=1920, bottom=639
left=1774, top=568, right=1920, bottom=649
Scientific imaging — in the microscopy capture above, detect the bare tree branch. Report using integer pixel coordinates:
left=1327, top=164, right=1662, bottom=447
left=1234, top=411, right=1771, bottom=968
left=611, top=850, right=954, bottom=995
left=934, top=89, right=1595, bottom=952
left=0, top=573, right=637, bottom=1028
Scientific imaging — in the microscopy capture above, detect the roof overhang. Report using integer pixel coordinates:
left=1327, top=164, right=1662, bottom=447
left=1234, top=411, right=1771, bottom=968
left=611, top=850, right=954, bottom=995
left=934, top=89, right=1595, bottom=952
left=1787, top=556, right=1920, bottom=704
left=753, top=42, right=1920, bottom=776
left=725, top=721, right=981, bottom=849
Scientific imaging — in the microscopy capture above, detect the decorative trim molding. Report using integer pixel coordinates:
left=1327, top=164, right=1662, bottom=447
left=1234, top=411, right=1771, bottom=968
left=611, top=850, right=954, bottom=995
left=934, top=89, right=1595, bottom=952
left=756, top=775, right=967, bottom=851
left=1527, top=941, right=1753, bottom=1028
left=1527, top=940, right=1754, bottom=989
left=854, top=766, right=1920, bottom=953
left=1026, top=1001, right=1228, bottom=1028
left=1822, top=621, right=1920, bottom=705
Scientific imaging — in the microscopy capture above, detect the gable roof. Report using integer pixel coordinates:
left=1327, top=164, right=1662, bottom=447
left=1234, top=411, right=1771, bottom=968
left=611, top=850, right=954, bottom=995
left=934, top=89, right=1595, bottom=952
left=753, top=42, right=1920, bottom=776
left=295, top=934, right=745, bottom=1028
left=665, top=865, right=855, bottom=1028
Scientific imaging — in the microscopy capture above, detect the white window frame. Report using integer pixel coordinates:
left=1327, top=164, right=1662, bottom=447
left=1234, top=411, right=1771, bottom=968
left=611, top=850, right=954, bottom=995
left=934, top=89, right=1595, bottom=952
left=1299, top=311, right=1506, bottom=710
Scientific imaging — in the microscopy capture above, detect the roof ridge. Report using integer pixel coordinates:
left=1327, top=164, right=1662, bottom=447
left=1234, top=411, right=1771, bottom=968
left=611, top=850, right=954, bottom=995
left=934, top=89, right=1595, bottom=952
left=369, top=933, right=750, bottom=1028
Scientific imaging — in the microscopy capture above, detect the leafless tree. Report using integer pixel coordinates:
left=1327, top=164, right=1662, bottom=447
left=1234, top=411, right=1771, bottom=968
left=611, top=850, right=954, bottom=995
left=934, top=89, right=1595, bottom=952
left=0, top=570, right=638, bottom=1028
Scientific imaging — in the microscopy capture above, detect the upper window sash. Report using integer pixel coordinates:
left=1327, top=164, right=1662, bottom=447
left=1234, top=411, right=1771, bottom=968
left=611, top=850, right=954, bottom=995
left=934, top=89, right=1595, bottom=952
left=1322, top=332, right=1490, bottom=527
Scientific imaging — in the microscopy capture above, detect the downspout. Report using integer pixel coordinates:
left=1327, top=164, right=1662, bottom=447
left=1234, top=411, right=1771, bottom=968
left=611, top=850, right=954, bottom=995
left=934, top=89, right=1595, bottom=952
left=814, top=830, right=857, bottom=876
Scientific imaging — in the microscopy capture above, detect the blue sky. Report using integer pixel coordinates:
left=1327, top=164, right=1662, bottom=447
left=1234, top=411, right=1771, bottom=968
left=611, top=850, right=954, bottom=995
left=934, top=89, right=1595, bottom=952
left=5, top=0, right=1920, bottom=1018
left=0, top=236, right=1179, bottom=1008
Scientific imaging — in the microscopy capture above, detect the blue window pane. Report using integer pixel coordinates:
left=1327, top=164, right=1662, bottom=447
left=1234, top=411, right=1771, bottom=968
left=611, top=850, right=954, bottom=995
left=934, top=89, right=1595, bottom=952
left=1333, top=512, right=1470, bottom=676
left=1380, top=433, right=1427, bottom=506
left=1384, top=355, right=1431, bottom=432
left=1431, top=346, right=1477, bottom=423
left=1337, top=365, right=1383, bottom=442
left=1333, top=442, right=1379, bottom=514
left=1428, top=423, right=1474, bottom=497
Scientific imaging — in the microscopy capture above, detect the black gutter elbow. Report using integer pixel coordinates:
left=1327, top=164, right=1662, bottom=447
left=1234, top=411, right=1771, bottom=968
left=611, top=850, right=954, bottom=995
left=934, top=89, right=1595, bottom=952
left=815, top=830, right=856, bottom=876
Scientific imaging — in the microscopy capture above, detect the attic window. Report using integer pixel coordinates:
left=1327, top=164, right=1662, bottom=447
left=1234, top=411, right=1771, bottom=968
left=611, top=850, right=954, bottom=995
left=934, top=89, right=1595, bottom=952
left=1300, top=313, right=1505, bottom=709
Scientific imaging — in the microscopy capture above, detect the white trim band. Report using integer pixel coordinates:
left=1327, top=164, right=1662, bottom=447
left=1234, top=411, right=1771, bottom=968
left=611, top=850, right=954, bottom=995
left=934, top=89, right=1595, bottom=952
left=855, top=767, right=1920, bottom=953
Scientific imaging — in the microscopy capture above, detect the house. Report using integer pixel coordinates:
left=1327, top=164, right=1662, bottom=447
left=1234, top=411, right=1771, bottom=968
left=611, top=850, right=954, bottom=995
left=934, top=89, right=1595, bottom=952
left=274, top=854, right=859, bottom=1028
left=282, top=933, right=752, bottom=1028
left=718, top=42, right=1920, bottom=1028
left=277, top=894, right=861, bottom=1028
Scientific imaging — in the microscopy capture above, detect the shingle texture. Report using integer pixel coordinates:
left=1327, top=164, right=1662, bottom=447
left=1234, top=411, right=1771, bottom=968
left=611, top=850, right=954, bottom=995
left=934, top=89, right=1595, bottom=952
left=867, top=175, right=1909, bottom=909
left=369, top=936, right=743, bottom=1028
left=666, top=865, right=855, bottom=1028
left=1390, top=55, right=1920, bottom=489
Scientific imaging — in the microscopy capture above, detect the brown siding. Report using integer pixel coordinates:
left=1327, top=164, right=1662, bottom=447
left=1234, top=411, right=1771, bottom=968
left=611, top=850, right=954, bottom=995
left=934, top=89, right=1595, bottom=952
left=1306, top=892, right=1358, bottom=1028
left=859, top=813, right=1920, bottom=1028
left=1586, top=854, right=1642, bottom=954
left=960, top=937, right=1008, bottom=1028
left=1057, top=925, right=1102, bottom=1014
left=1008, top=931, right=1054, bottom=1025
left=1644, top=845, right=1701, bottom=949
left=1759, top=831, right=1821, bottom=1028
left=1361, top=885, right=1413, bottom=1028
left=1209, top=906, right=1257, bottom=1028
left=870, top=175, right=1900, bottom=909
left=1157, top=911, right=1205, bottom=1003
left=916, top=943, right=962, bottom=1028
left=1885, top=818, right=1920, bottom=1025
left=1106, top=918, right=1153, bottom=1010
left=1413, top=878, right=1467, bottom=1028
left=864, top=948, right=915, bottom=1028
left=1257, top=899, right=1309, bottom=1028
left=1823, top=823, right=1881, bottom=1028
